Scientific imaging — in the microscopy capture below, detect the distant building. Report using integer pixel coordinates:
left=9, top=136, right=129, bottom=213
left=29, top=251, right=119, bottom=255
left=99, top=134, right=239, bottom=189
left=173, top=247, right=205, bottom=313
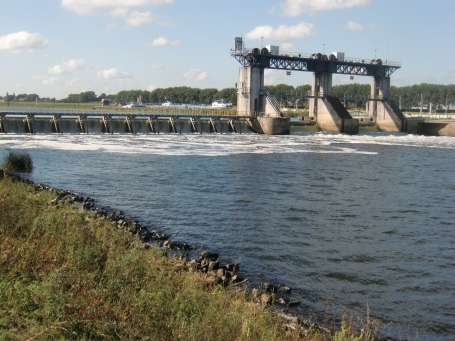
left=101, top=98, right=110, bottom=106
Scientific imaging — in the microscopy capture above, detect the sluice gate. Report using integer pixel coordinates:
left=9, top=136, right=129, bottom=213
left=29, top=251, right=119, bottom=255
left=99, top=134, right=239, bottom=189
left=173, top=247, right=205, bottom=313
left=0, top=113, right=253, bottom=135
left=231, top=37, right=404, bottom=134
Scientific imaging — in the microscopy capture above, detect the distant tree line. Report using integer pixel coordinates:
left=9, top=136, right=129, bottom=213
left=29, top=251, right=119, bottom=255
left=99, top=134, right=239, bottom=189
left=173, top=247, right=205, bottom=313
left=63, top=91, right=114, bottom=103
left=2, top=84, right=454, bottom=109
left=390, top=83, right=455, bottom=109
left=258, top=83, right=455, bottom=109
left=114, top=87, right=237, bottom=105
left=331, top=83, right=455, bottom=109
left=1, top=92, right=55, bottom=102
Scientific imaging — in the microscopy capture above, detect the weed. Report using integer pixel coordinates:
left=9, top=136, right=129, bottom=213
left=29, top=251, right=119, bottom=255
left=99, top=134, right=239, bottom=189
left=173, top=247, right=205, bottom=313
left=1, top=151, right=33, bottom=173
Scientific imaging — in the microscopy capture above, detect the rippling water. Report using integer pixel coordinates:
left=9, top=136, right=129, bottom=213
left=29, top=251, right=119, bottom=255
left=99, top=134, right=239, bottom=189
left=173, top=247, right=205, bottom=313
left=1, top=132, right=454, bottom=340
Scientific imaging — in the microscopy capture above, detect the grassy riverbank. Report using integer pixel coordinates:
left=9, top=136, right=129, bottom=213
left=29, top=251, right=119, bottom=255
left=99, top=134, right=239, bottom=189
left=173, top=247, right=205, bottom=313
left=0, top=176, right=377, bottom=341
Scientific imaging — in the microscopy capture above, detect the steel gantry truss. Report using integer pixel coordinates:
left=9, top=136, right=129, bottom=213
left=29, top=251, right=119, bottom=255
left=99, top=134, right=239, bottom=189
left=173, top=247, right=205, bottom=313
left=231, top=49, right=401, bottom=77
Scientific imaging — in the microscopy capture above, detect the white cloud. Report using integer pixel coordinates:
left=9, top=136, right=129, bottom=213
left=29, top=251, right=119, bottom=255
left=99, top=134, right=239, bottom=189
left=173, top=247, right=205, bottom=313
left=48, top=59, right=86, bottom=74
left=264, top=69, right=286, bottom=85
left=98, top=68, right=133, bottom=79
left=342, top=21, right=364, bottom=31
left=126, top=11, right=157, bottom=26
left=0, top=31, right=48, bottom=53
left=151, top=37, right=181, bottom=46
left=152, top=63, right=163, bottom=69
left=109, top=9, right=157, bottom=27
left=281, top=0, right=370, bottom=17
left=43, top=77, right=62, bottom=85
left=15, top=83, right=21, bottom=88
left=245, top=22, right=315, bottom=41
left=66, top=78, right=82, bottom=85
left=147, top=85, right=157, bottom=91
left=280, top=42, right=299, bottom=52
left=110, top=7, right=129, bottom=18
left=183, top=69, right=208, bottom=81
left=61, top=0, right=174, bottom=15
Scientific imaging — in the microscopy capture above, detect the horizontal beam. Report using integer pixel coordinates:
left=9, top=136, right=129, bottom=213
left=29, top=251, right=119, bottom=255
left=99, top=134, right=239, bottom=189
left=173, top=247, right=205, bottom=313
left=232, top=51, right=400, bottom=77
left=0, top=112, right=253, bottom=119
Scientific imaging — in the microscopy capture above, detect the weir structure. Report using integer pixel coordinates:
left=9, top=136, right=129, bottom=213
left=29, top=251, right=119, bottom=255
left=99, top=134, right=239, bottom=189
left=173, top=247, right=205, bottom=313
left=0, top=108, right=253, bottom=135
left=231, top=37, right=404, bottom=135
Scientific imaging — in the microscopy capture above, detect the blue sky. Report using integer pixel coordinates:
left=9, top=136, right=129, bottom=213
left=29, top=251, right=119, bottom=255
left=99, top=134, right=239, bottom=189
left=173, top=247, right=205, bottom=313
left=1, top=0, right=454, bottom=99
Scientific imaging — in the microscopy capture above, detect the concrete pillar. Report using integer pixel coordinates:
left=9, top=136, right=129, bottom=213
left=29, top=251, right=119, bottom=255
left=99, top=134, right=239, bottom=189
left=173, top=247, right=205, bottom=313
left=237, top=66, right=264, bottom=116
left=309, top=72, right=332, bottom=119
left=236, top=66, right=290, bottom=134
left=370, top=76, right=402, bottom=132
left=307, top=72, right=358, bottom=134
left=369, top=76, right=390, bottom=117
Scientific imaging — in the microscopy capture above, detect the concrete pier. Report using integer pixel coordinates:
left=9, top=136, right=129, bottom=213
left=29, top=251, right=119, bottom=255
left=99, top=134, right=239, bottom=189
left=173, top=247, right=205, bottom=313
left=369, top=76, right=405, bottom=132
left=308, top=72, right=359, bottom=134
left=237, top=66, right=290, bottom=135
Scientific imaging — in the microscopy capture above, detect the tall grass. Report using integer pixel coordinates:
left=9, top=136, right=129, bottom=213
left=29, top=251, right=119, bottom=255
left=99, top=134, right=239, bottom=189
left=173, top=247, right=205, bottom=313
left=1, top=151, right=33, bottom=173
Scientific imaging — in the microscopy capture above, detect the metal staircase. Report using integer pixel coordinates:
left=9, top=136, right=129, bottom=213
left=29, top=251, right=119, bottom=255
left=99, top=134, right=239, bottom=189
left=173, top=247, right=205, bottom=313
left=384, top=98, right=405, bottom=120
left=265, top=92, right=283, bottom=117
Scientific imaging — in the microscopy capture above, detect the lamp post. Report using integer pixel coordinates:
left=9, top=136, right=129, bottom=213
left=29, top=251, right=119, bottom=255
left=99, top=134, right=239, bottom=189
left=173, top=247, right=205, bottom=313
left=375, top=49, right=377, bottom=59
left=323, top=43, right=325, bottom=55
left=261, top=37, right=263, bottom=48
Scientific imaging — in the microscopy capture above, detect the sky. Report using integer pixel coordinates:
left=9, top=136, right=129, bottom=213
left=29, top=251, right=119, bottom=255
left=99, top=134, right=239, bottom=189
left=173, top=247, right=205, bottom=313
left=1, top=0, right=454, bottom=99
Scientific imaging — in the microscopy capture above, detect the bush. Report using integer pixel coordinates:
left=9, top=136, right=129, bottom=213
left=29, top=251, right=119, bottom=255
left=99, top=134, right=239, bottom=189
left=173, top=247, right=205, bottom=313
left=1, top=151, right=33, bottom=173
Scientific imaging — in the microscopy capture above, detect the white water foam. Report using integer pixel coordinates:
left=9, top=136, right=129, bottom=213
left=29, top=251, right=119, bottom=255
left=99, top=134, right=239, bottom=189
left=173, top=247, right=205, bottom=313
left=1, top=133, right=454, bottom=156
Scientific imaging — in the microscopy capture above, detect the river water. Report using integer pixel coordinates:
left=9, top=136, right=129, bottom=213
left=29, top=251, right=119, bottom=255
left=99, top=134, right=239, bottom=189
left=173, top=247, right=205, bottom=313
left=1, top=132, right=454, bottom=341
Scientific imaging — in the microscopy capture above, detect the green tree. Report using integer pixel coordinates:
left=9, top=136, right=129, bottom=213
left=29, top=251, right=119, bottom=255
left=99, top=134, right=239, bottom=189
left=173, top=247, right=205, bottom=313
left=217, top=88, right=237, bottom=105
left=5, top=92, right=14, bottom=102
left=26, top=94, right=40, bottom=101
left=199, top=88, right=219, bottom=104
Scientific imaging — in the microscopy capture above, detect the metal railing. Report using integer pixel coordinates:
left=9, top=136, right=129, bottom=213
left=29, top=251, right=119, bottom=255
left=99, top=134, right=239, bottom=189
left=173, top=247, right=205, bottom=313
left=0, top=106, right=242, bottom=117
left=348, top=110, right=370, bottom=118
left=404, top=113, right=455, bottom=120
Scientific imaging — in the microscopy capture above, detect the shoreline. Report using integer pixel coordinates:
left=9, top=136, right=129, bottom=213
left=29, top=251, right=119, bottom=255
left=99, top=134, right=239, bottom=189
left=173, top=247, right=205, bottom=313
left=2, top=174, right=319, bottom=328
left=28, top=176, right=306, bottom=310
left=1, top=171, right=405, bottom=341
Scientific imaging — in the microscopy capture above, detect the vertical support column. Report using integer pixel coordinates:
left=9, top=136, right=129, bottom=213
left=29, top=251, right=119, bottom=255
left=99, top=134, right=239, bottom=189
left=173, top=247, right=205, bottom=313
left=369, top=76, right=390, bottom=118
left=308, top=72, right=358, bottom=133
left=309, top=72, right=333, bottom=120
left=236, top=66, right=264, bottom=116
left=370, top=76, right=402, bottom=132
left=237, top=65, right=290, bottom=135
left=369, top=77, right=378, bottom=119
